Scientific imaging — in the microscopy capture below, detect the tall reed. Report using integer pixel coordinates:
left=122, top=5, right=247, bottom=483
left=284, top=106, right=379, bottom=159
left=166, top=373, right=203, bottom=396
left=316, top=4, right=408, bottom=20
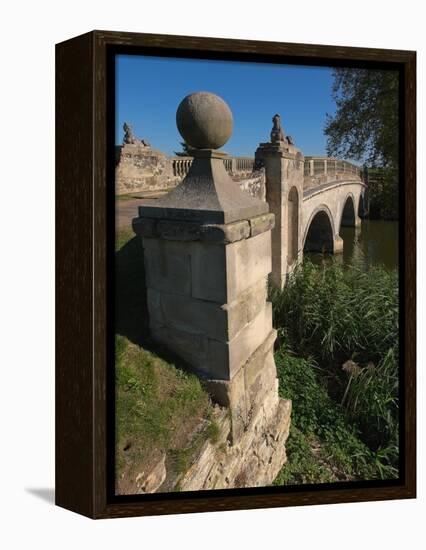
left=271, top=259, right=399, bottom=474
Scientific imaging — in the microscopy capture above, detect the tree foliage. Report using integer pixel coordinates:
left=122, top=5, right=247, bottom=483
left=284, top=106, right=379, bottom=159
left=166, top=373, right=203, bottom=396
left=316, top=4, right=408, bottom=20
left=324, top=69, right=399, bottom=168
left=174, top=141, right=194, bottom=157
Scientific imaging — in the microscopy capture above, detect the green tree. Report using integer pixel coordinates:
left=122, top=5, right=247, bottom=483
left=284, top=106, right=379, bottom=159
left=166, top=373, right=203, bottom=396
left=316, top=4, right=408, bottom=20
left=324, top=68, right=399, bottom=169
left=325, top=68, right=399, bottom=219
left=174, top=141, right=194, bottom=157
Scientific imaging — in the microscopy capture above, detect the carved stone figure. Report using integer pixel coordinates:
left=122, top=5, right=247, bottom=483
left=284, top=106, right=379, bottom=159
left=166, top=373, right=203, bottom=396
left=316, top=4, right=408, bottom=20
left=123, top=122, right=136, bottom=144
left=122, top=122, right=150, bottom=147
left=270, top=114, right=286, bottom=143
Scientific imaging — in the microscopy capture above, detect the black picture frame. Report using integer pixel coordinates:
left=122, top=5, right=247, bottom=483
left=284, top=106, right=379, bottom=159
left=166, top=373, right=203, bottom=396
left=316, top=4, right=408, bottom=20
left=56, top=30, right=416, bottom=519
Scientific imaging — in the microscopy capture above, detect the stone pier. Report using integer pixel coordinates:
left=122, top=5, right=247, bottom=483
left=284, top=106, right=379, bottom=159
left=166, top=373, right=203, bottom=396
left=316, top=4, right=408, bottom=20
left=255, top=115, right=304, bottom=288
left=133, top=92, right=291, bottom=490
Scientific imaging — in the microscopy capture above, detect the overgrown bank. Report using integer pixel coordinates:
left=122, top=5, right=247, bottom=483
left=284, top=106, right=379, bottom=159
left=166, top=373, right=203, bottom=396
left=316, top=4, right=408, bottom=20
left=115, top=230, right=399, bottom=488
left=272, top=259, right=399, bottom=484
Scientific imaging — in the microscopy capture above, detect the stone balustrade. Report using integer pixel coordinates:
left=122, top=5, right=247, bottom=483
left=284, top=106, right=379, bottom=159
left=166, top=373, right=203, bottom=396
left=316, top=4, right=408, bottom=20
left=235, top=156, right=255, bottom=173
left=303, top=156, right=362, bottom=178
left=302, top=157, right=363, bottom=190
left=117, top=139, right=362, bottom=197
left=171, top=157, right=193, bottom=177
left=173, top=155, right=361, bottom=183
left=171, top=156, right=255, bottom=178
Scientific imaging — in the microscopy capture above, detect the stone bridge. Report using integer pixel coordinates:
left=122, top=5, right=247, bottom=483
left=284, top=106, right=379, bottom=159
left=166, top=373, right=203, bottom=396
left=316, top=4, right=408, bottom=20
left=117, top=118, right=367, bottom=288
left=253, top=140, right=367, bottom=287
left=302, top=176, right=365, bottom=254
left=137, top=152, right=366, bottom=290
left=169, top=156, right=367, bottom=265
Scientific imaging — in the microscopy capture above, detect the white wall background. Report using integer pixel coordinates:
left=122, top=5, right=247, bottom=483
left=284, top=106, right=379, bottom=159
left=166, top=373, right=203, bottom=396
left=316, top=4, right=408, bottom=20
left=0, top=1, right=424, bottom=547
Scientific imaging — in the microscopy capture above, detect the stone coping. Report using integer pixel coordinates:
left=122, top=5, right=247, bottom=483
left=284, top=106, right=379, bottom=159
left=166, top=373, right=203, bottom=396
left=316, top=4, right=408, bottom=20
left=303, top=179, right=366, bottom=201
left=133, top=212, right=275, bottom=244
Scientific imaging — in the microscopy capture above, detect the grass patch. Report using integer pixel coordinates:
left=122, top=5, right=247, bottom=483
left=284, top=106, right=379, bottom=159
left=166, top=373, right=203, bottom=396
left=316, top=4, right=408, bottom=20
left=169, top=418, right=217, bottom=477
left=116, top=228, right=135, bottom=251
left=271, top=259, right=399, bottom=482
left=274, top=350, right=380, bottom=485
left=206, top=420, right=221, bottom=444
left=116, top=335, right=213, bottom=492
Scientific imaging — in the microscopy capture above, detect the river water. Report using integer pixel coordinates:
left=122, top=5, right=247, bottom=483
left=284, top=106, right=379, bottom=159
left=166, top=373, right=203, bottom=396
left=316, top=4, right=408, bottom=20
left=307, top=220, right=399, bottom=271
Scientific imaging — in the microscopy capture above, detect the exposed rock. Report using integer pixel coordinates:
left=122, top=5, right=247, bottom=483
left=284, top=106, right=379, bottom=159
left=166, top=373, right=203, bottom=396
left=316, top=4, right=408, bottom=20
left=136, top=453, right=167, bottom=493
left=178, top=395, right=291, bottom=491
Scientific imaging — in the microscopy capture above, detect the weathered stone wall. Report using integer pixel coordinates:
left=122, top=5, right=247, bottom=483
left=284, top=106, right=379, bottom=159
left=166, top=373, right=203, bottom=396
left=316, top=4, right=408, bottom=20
left=236, top=168, right=266, bottom=201
left=116, top=144, right=265, bottom=198
left=115, top=143, right=180, bottom=195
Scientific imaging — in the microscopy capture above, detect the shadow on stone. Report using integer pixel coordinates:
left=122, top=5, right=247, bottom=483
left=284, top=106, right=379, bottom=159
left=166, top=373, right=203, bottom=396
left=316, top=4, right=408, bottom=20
left=115, top=236, right=197, bottom=371
left=115, top=236, right=149, bottom=347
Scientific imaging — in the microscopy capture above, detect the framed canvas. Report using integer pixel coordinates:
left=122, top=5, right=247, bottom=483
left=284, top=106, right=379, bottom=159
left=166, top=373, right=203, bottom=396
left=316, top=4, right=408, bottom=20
left=55, top=30, right=416, bottom=519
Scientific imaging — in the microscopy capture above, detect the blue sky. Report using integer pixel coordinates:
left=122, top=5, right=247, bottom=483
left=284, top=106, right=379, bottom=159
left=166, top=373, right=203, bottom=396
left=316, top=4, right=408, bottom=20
left=116, top=55, right=336, bottom=157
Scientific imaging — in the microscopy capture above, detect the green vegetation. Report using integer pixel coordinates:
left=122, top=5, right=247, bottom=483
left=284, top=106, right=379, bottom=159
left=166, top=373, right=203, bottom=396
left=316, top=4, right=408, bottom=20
left=271, top=259, right=399, bottom=483
left=325, top=68, right=398, bottom=169
left=367, top=167, right=399, bottom=220
left=174, top=140, right=194, bottom=157
left=116, top=334, right=213, bottom=491
left=274, top=351, right=377, bottom=484
left=115, top=230, right=149, bottom=345
left=325, top=68, right=399, bottom=220
left=116, top=228, right=135, bottom=250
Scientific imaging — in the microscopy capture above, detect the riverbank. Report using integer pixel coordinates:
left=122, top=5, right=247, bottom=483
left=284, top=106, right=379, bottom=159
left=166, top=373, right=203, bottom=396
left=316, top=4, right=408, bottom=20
left=115, top=229, right=399, bottom=488
left=272, top=259, right=399, bottom=483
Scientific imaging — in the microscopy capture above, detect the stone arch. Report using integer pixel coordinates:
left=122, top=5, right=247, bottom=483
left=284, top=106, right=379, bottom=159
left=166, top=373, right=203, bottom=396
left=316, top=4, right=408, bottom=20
left=340, top=193, right=356, bottom=230
left=287, top=186, right=299, bottom=265
left=303, top=205, right=335, bottom=253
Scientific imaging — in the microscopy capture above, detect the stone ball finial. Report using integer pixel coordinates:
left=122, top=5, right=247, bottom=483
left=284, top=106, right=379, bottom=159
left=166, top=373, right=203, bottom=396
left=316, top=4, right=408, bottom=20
left=176, top=92, right=233, bottom=150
